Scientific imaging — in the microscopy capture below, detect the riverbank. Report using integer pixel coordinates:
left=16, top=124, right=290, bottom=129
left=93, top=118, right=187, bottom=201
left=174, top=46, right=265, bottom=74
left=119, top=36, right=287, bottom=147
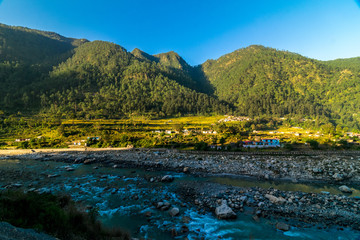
left=4, top=148, right=360, bottom=184
left=1, top=149, right=360, bottom=235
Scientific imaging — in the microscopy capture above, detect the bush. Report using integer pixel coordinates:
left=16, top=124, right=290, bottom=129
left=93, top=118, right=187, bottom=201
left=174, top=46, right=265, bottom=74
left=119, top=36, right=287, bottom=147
left=306, top=140, right=319, bottom=149
left=0, top=191, right=130, bottom=240
left=194, top=141, right=208, bottom=151
left=283, top=143, right=294, bottom=151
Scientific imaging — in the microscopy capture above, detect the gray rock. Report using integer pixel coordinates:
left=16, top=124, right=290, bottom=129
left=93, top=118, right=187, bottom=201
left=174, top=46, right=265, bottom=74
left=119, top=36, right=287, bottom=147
left=11, top=183, right=23, bottom=188
left=47, top=174, right=60, bottom=178
left=169, top=207, right=180, bottom=217
left=333, top=173, right=344, bottom=181
left=215, top=200, right=237, bottom=219
left=265, top=194, right=286, bottom=204
left=339, top=185, right=353, bottom=193
left=156, top=202, right=164, bottom=209
left=276, top=222, right=290, bottom=231
left=161, top=175, right=174, bottom=182
left=312, top=168, right=323, bottom=174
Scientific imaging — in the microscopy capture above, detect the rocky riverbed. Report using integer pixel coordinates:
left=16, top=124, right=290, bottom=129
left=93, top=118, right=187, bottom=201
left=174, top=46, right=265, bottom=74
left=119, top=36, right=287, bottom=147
left=8, top=149, right=360, bottom=184
left=177, top=181, right=360, bottom=230
left=1, top=149, right=360, bottom=239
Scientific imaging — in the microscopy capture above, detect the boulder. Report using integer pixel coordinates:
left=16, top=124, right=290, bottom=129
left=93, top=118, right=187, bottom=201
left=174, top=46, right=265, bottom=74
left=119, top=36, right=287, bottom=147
left=333, top=173, right=344, bottom=181
left=47, top=174, right=60, bottom=178
left=161, top=175, right=174, bottom=182
left=169, top=207, right=180, bottom=217
left=156, top=202, right=164, bottom=209
left=339, top=185, right=353, bottom=193
left=252, top=215, right=260, bottom=222
left=312, top=168, right=323, bottom=174
left=161, top=202, right=171, bottom=211
left=265, top=194, right=286, bottom=204
left=276, top=222, right=290, bottom=231
left=215, top=200, right=237, bottom=219
left=144, top=211, right=152, bottom=218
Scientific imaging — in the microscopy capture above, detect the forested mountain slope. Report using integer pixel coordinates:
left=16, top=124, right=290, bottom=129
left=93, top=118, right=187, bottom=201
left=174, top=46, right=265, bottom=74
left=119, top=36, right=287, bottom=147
left=40, top=41, right=230, bottom=118
left=201, top=45, right=360, bottom=128
left=323, top=57, right=360, bottom=72
left=0, top=24, right=360, bottom=128
left=0, top=23, right=87, bottom=64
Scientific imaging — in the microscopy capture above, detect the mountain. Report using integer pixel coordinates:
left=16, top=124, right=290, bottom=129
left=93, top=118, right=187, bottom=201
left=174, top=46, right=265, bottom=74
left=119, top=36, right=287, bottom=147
left=0, top=23, right=360, bottom=128
left=0, top=23, right=87, bottom=64
left=0, top=30, right=230, bottom=118
left=323, top=57, right=360, bottom=72
left=201, top=45, right=360, bottom=128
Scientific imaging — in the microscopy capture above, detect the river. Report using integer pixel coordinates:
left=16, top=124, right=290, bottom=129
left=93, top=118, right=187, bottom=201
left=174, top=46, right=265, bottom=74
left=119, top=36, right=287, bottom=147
left=0, top=158, right=359, bottom=240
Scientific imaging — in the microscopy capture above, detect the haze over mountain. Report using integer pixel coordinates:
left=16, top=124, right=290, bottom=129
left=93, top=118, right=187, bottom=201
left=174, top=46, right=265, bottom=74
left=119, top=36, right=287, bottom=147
left=0, top=23, right=359, bottom=129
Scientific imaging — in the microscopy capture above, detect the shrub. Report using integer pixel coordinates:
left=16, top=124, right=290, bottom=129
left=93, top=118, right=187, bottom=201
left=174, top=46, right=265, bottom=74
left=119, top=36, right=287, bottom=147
left=306, top=140, right=319, bottom=149
left=0, top=191, right=130, bottom=240
left=194, top=141, right=208, bottom=151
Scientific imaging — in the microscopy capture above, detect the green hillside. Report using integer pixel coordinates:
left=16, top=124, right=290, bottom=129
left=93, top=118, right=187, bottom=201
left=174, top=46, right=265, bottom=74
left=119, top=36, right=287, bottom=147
left=0, top=39, right=229, bottom=118
left=0, top=24, right=360, bottom=129
left=323, top=57, right=360, bottom=72
left=201, top=45, right=360, bottom=128
left=0, top=23, right=87, bottom=64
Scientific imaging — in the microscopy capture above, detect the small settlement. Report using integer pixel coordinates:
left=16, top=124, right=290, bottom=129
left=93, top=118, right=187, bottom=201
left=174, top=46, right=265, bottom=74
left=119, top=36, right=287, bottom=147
left=210, top=138, right=281, bottom=150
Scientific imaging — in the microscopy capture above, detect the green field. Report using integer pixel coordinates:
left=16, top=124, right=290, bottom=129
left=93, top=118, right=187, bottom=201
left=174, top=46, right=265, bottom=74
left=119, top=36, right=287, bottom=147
left=0, top=115, right=359, bottom=151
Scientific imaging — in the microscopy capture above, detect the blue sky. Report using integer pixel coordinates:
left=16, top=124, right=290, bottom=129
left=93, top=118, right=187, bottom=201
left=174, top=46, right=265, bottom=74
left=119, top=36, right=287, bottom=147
left=0, top=0, right=359, bottom=65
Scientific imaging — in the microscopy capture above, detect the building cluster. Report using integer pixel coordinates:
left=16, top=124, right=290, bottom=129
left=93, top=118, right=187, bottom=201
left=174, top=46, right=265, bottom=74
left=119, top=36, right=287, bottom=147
left=218, top=116, right=251, bottom=123
left=210, top=138, right=281, bottom=150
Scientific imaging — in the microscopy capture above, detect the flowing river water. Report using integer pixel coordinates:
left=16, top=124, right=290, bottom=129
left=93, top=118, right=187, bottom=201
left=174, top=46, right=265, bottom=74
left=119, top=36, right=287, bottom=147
left=0, top=158, right=360, bottom=240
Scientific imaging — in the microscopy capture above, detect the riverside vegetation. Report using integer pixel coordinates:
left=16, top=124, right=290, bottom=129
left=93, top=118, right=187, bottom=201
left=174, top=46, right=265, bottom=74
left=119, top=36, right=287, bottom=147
left=0, top=190, right=130, bottom=240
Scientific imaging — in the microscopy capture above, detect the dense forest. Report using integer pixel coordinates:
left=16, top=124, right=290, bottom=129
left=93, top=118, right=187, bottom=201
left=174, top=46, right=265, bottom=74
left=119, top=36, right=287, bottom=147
left=0, top=23, right=360, bottom=129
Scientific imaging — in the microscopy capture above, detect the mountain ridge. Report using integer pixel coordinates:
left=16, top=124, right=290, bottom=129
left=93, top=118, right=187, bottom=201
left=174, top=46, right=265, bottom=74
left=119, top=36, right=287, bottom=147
left=0, top=23, right=359, bottom=129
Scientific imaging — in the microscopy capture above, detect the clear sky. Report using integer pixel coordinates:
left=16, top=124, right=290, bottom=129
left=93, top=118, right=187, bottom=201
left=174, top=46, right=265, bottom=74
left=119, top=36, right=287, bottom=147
left=0, top=0, right=359, bottom=65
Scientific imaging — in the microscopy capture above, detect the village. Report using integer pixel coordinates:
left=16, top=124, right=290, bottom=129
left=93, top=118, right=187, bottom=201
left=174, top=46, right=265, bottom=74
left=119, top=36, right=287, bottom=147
left=5, top=115, right=360, bottom=151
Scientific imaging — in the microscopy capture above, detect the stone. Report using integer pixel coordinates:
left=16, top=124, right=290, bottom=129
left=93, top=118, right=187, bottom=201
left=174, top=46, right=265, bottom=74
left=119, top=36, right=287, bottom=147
left=11, top=183, right=23, bottom=188
left=333, top=173, right=344, bottom=181
left=321, top=191, right=330, bottom=195
left=312, top=168, right=323, bottom=174
left=339, top=185, right=353, bottom=193
left=183, top=167, right=190, bottom=173
left=160, top=202, right=171, bottom=211
left=252, top=215, right=260, bottom=222
left=265, top=194, right=286, bottom=204
left=47, top=174, right=60, bottom=178
left=144, top=211, right=152, bottom=217
left=161, top=175, right=174, bottom=182
left=169, top=207, right=180, bottom=217
left=215, top=200, right=237, bottom=219
left=156, top=202, right=164, bottom=209
left=276, top=222, right=290, bottom=231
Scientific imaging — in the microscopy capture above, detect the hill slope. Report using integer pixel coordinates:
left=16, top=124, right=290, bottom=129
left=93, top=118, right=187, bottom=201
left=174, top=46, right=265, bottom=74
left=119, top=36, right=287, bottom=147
left=22, top=41, right=230, bottom=118
left=0, top=24, right=360, bottom=128
left=0, top=23, right=87, bottom=64
left=201, top=45, right=360, bottom=127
